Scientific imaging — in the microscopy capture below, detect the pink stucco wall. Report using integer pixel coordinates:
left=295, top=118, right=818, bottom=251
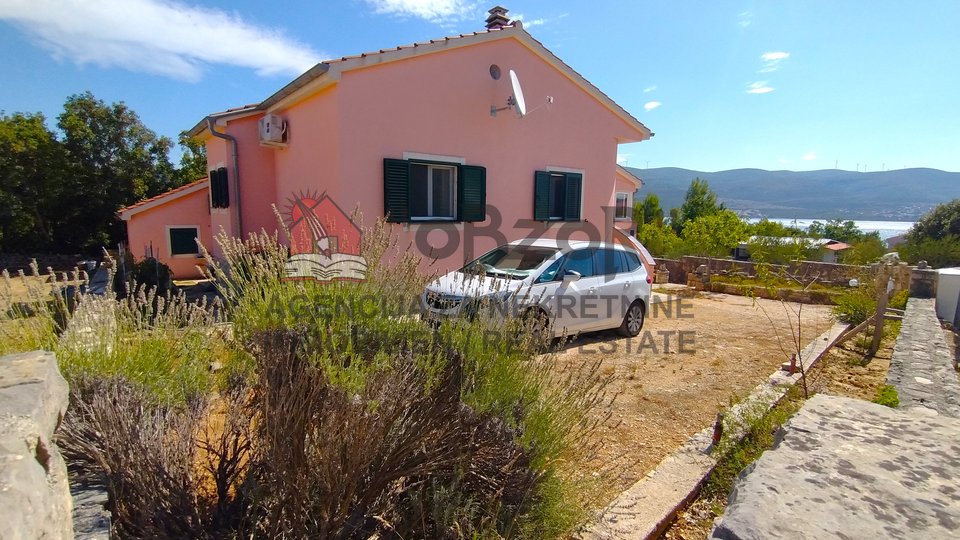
left=270, top=36, right=643, bottom=272
left=125, top=188, right=212, bottom=279
left=126, top=31, right=648, bottom=277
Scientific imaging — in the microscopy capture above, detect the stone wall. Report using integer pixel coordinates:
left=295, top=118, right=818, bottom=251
left=653, top=256, right=870, bottom=286
left=0, top=351, right=73, bottom=538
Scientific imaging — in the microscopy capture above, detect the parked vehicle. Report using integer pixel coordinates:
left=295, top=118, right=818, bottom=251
left=422, top=239, right=652, bottom=338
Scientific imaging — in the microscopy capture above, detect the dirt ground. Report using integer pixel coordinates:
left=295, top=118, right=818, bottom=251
left=555, top=287, right=835, bottom=499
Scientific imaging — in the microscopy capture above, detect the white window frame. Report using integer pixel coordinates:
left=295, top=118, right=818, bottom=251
left=167, top=225, right=201, bottom=258
left=615, top=192, right=631, bottom=220
left=408, top=162, right=458, bottom=221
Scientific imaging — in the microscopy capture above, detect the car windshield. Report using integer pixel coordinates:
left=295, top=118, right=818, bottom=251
left=462, top=244, right=559, bottom=280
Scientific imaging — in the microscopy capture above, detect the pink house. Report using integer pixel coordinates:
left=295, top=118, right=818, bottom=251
left=120, top=10, right=651, bottom=279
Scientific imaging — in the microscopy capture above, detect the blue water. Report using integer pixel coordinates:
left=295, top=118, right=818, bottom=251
left=746, top=218, right=914, bottom=240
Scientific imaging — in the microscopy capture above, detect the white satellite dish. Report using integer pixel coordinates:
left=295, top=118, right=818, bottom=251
left=509, top=69, right=526, bottom=118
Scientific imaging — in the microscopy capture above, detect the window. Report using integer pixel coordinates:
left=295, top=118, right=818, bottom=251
left=615, top=192, right=630, bottom=219
left=561, top=248, right=595, bottom=277
left=623, top=251, right=641, bottom=272
left=169, top=227, right=200, bottom=256
left=383, top=158, right=486, bottom=223
left=536, top=257, right=564, bottom=283
left=613, top=250, right=630, bottom=274
left=410, top=163, right=456, bottom=219
left=534, top=170, right=582, bottom=221
left=465, top=244, right=559, bottom=280
left=593, top=248, right=620, bottom=276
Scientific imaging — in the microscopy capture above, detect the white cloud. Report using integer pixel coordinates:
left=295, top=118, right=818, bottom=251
left=644, top=101, right=662, bottom=111
left=643, top=85, right=657, bottom=93
left=759, top=51, right=790, bottom=72
left=746, top=81, right=774, bottom=94
left=511, top=13, right=546, bottom=28
left=738, top=11, right=753, bottom=28
left=803, top=152, right=817, bottom=161
left=366, top=0, right=477, bottom=23
left=617, top=154, right=631, bottom=166
left=0, top=0, right=321, bottom=82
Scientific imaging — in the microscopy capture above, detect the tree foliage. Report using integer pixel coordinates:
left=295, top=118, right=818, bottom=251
left=682, top=209, right=747, bottom=257
left=636, top=222, right=685, bottom=258
left=808, top=219, right=865, bottom=243
left=640, top=193, right=664, bottom=226
left=750, top=218, right=803, bottom=237
left=0, top=92, right=203, bottom=253
left=897, top=200, right=960, bottom=268
left=675, top=178, right=722, bottom=233
left=906, top=199, right=960, bottom=242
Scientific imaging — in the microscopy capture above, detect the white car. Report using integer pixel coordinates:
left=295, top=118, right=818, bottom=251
left=422, top=239, right=652, bottom=338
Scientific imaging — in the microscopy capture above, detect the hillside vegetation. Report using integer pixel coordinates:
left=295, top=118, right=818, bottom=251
left=629, top=167, right=960, bottom=221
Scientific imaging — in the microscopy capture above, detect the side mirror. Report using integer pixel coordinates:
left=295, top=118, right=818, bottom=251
left=561, top=269, right=581, bottom=285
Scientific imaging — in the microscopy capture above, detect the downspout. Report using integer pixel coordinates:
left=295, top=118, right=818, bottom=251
left=206, top=117, right=243, bottom=236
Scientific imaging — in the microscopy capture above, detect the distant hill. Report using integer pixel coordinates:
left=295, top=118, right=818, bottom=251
left=627, top=167, right=960, bottom=221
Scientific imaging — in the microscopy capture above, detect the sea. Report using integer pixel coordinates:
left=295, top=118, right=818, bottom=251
left=746, top=218, right=914, bottom=241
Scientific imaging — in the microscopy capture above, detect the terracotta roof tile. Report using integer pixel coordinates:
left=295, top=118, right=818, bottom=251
left=118, top=178, right=208, bottom=214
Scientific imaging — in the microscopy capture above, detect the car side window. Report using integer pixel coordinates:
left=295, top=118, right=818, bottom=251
left=613, top=249, right=630, bottom=274
left=562, top=248, right=595, bottom=278
left=624, top=251, right=642, bottom=272
left=535, top=257, right=565, bottom=283
left=593, top=248, right=619, bottom=276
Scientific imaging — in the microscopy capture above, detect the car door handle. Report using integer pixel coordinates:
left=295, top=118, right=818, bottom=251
left=588, top=287, right=597, bottom=294
left=624, top=281, right=631, bottom=288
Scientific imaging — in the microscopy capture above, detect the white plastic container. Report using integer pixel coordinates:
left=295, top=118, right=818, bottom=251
left=935, top=267, right=960, bottom=325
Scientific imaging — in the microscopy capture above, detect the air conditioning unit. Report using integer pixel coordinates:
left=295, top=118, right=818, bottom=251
left=258, top=114, right=287, bottom=146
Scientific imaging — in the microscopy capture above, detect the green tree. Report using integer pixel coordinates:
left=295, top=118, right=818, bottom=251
left=682, top=210, right=748, bottom=257
left=0, top=112, right=68, bottom=252
left=637, top=221, right=685, bottom=258
left=751, top=218, right=803, bottom=237
left=640, top=193, right=664, bottom=226
left=176, top=133, right=207, bottom=184
left=632, top=201, right=644, bottom=230
left=807, top=219, right=864, bottom=243
left=901, top=200, right=960, bottom=268
left=57, top=92, right=179, bottom=251
left=675, top=178, right=722, bottom=233
left=843, top=234, right=886, bottom=265
left=906, top=199, right=960, bottom=242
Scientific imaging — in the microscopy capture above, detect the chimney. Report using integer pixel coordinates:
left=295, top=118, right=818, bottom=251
left=485, top=6, right=510, bottom=29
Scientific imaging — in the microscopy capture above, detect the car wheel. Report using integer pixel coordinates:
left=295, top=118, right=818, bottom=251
left=618, top=300, right=645, bottom=337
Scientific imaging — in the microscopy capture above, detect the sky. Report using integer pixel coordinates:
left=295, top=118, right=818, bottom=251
left=1, top=0, right=958, bottom=172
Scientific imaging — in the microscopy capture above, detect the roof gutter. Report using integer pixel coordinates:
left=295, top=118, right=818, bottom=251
left=206, top=117, right=243, bottom=236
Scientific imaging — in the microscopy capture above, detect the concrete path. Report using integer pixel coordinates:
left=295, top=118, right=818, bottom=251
left=886, top=298, right=960, bottom=417
left=711, top=394, right=960, bottom=539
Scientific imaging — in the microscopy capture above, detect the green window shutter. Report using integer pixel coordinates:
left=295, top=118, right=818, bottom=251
left=534, top=171, right=551, bottom=221
left=564, top=173, right=582, bottom=221
left=383, top=158, right=410, bottom=223
left=208, top=169, right=219, bottom=208
left=458, top=165, right=486, bottom=222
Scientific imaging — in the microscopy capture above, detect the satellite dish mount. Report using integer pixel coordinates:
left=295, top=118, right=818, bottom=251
left=491, top=69, right=528, bottom=118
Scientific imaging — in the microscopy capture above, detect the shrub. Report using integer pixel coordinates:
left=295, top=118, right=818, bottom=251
left=833, top=290, right=876, bottom=324
left=873, top=385, right=900, bottom=408
left=46, top=219, right=617, bottom=538
left=889, top=289, right=909, bottom=311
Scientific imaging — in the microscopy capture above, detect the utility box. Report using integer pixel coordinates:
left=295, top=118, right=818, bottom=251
left=935, top=267, right=960, bottom=326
